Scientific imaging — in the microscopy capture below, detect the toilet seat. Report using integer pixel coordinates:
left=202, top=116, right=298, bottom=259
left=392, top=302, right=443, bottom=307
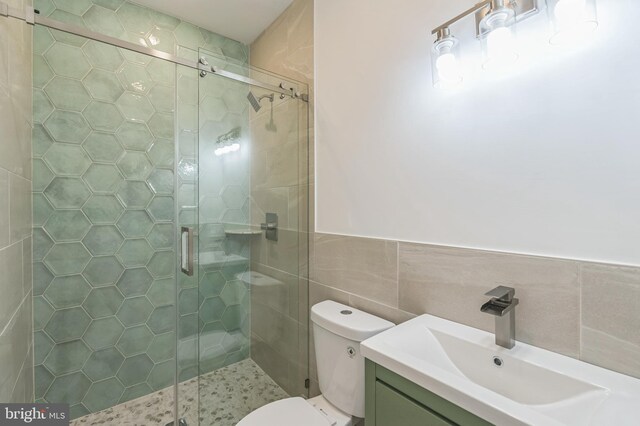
left=238, top=396, right=350, bottom=426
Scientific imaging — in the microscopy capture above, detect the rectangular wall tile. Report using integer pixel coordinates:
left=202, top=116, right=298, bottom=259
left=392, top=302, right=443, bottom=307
left=312, top=233, right=398, bottom=306
left=0, top=242, right=24, bottom=331
left=0, top=168, right=9, bottom=247
left=398, top=243, right=580, bottom=357
left=9, top=173, right=31, bottom=243
left=581, top=263, right=640, bottom=378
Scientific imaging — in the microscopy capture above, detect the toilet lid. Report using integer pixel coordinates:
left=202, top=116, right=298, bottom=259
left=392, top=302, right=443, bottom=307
left=237, top=397, right=333, bottom=426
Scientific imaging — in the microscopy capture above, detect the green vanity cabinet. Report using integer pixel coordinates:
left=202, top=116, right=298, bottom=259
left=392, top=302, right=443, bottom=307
left=365, top=359, right=493, bottom=426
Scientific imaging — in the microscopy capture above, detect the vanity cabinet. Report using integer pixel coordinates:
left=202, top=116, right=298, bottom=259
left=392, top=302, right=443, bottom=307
left=365, top=359, right=492, bottom=426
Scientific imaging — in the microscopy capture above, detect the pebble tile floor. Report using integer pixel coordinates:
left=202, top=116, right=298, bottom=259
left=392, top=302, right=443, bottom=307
left=71, top=359, right=289, bottom=426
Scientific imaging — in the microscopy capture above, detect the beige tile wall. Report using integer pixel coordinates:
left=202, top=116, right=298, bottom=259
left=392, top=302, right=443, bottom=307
left=249, top=0, right=313, bottom=397
left=0, top=0, right=34, bottom=403
left=309, top=233, right=640, bottom=390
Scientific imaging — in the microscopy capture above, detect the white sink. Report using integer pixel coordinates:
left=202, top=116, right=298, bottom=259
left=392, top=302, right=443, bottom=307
left=361, top=315, right=640, bottom=425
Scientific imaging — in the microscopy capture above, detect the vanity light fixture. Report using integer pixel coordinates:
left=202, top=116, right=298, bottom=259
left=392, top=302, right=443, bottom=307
left=430, top=0, right=598, bottom=87
left=547, top=0, right=598, bottom=45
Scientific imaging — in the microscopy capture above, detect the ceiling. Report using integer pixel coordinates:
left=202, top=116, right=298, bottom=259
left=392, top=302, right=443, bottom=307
left=132, top=0, right=294, bottom=44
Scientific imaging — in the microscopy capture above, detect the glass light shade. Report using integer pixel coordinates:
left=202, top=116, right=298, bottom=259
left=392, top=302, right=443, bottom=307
left=431, top=33, right=463, bottom=88
left=547, top=0, right=598, bottom=45
left=480, top=4, right=519, bottom=71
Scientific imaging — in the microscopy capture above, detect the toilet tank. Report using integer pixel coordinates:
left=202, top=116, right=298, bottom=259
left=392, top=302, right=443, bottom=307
left=311, top=301, right=394, bottom=418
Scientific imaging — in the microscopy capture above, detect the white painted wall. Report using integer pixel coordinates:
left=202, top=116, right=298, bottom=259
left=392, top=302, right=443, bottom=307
left=315, top=0, right=640, bottom=266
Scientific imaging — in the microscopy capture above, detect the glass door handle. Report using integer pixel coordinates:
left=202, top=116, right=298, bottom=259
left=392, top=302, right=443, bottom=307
left=181, top=226, right=194, bottom=276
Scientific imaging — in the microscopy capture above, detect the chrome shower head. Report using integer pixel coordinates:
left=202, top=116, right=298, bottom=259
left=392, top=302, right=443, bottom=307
left=247, top=91, right=274, bottom=112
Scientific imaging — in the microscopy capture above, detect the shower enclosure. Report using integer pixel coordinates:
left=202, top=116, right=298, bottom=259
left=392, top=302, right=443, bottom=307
left=30, top=5, right=309, bottom=424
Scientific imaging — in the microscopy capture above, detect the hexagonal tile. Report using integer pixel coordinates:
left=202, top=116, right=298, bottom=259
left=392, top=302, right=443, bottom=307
left=83, top=69, right=124, bottom=102
left=44, top=243, right=91, bottom=275
left=117, top=181, right=153, bottom=208
left=83, top=377, right=125, bottom=412
left=117, top=63, right=152, bottom=94
left=34, top=25, right=54, bottom=55
left=45, top=307, right=92, bottom=342
left=145, top=26, right=176, bottom=55
left=116, top=122, right=154, bottom=151
left=33, top=123, right=54, bottom=158
left=83, top=5, right=125, bottom=38
left=148, top=332, right=175, bottom=363
left=116, top=92, right=155, bottom=123
left=146, top=196, right=173, bottom=222
left=178, top=288, right=197, bottom=314
left=146, top=58, right=174, bottom=85
left=116, top=239, right=154, bottom=267
left=222, top=89, right=247, bottom=114
left=44, top=110, right=91, bottom=143
left=44, top=210, right=91, bottom=242
left=119, top=383, right=153, bottom=404
left=147, top=278, right=173, bottom=307
left=147, top=224, right=173, bottom=250
left=116, top=296, right=153, bottom=326
left=147, top=305, right=174, bottom=334
left=147, top=251, right=174, bottom=279
left=83, top=132, right=124, bottom=163
left=200, top=96, right=227, bottom=122
left=34, top=55, right=54, bottom=89
left=84, top=101, right=124, bottom=132
left=35, top=365, right=54, bottom=400
left=83, top=317, right=124, bottom=350
left=34, top=296, right=54, bottom=331
left=147, top=359, right=173, bottom=390
left=45, top=44, right=91, bottom=79
left=221, top=305, right=244, bottom=331
left=33, top=227, right=54, bottom=262
left=34, top=330, right=55, bottom=365
left=45, top=372, right=91, bottom=405
left=33, top=262, right=55, bottom=296
left=117, top=151, right=153, bottom=180
left=82, top=195, right=124, bottom=224
left=117, top=354, right=153, bottom=387
left=33, top=89, right=53, bottom=124
left=147, top=169, right=173, bottom=195
left=148, top=85, right=174, bottom=113
left=220, top=185, right=245, bottom=209
left=116, top=2, right=153, bottom=35
left=83, top=286, right=124, bottom=319
left=83, top=347, right=125, bottom=381
left=53, top=0, right=92, bottom=15
left=148, top=139, right=174, bottom=168
left=49, top=10, right=88, bottom=48
left=44, top=339, right=91, bottom=375
left=220, top=280, right=246, bottom=306
left=33, top=194, right=54, bottom=228
left=44, top=143, right=91, bottom=176
left=200, top=271, right=226, bottom=297
left=83, top=256, right=124, bottom=287
left=44, top=275, right=91, bottom=308
left=83, top=40, right=124, bottom=71
left=116, top=325, right=153, bottom=356
left=44, top=177, right=91, bottom=209
left=33, top=160, right=54, bottom=194
left=174, top=21, right=205, bottom=50
left=199, top=297, right=225, bottom=323
left=116, top=210, right=153, bottom=238
left=82, top=225, right=124, bottom=256
left=116, top=268, right=153, bottom=297
left=148, top=113, right=174, bottom=139
left=44, top=77, right=91, bottom=111
left=83, top=164, right=123, bottom=193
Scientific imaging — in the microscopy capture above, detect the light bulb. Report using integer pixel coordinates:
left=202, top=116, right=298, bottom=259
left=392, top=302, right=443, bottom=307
left=484, top=26, right=518, bottom=70
left=550, top=0, right=598, bottom=45
left=435, top=53, right=461, bottom=84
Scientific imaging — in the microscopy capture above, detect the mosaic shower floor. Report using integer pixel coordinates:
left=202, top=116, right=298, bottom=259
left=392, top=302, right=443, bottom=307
left=71, top=359, right=289, bottom=426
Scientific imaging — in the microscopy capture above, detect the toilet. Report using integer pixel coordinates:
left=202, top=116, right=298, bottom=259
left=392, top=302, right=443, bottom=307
left=238, top=300, right=395, bottom=426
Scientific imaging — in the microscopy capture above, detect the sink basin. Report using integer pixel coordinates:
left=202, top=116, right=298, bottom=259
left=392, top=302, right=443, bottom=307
left=361, top=314, right=640, bottom=425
